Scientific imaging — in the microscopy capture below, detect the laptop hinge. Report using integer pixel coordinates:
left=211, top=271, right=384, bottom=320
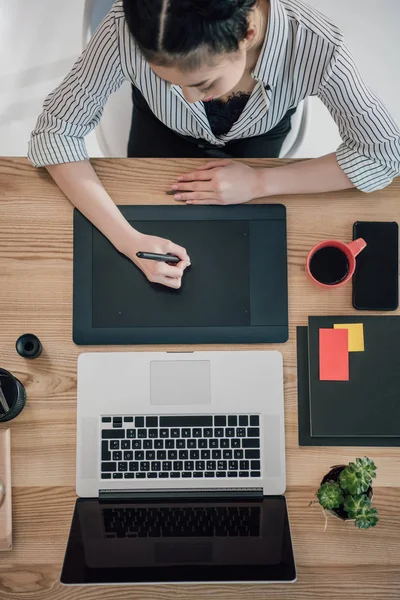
left=99, top=487, right=263, bottom=502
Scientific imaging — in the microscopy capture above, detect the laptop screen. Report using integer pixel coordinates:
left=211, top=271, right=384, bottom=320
left=61, top=497, right=296, bottom=584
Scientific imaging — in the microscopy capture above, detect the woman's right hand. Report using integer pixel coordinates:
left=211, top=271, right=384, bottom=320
left=129, top=232, right=191, bottom=289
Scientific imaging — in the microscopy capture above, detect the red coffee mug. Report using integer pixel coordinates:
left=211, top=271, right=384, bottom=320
left=306, top=238, right=367, bottom=288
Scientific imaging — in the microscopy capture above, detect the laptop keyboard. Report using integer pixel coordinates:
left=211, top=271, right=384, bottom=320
left=100, top=415, right=261, bottom=480
left=102, top=505, right=261, bottom=538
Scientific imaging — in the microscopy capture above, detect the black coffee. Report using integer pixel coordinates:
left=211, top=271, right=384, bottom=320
left=309, top=246, right=349, bottom=285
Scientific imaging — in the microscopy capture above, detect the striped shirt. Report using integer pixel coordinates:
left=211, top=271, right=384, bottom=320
left=28, top=0, right=400, bottom=192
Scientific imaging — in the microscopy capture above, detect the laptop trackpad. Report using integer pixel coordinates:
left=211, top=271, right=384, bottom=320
left=150, top=361, right=211, bottom=405
left=155, top=542, right=212, bottom=564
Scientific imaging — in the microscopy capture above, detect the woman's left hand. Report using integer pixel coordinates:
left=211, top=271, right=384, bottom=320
left=170, top=160, right=264, bottom=205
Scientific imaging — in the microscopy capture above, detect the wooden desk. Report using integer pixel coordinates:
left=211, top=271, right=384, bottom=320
left=0, top=157, right=399, bottom=599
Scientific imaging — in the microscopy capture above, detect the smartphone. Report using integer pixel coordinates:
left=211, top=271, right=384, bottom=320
left=352, top=221, right=398, bottom=311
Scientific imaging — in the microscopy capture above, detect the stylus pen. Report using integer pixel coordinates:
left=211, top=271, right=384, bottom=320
left=136, top=251, right=180, bottom=264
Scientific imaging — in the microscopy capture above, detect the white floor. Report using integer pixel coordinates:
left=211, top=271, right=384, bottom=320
left=0, top=0, right=399, bottom=159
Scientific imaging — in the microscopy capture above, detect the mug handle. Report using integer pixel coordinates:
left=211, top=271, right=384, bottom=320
left=347, top=237, right=367, bottom=257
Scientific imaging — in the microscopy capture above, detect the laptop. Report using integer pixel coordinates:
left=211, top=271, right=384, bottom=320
left=61, top=350, right=296, bottom=585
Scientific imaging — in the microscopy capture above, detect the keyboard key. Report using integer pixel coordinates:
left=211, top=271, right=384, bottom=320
left=113, top=473, right=123, bottom=479
left=187, top=440, right=196, bottom=449
left=173, top=461, right=183, bottom=471
left=157, top=450, right=167, bottom=460
left=124, top=451, right=133, bottom=460
left=245, top=449, right=260, bottom=459
left=223, top=450, right=232, bottom=459
left=242, top=439, right=260, bottom=448
left=184, top=461, right=194, bottom=470
left=239, top=471, right=249, bottom=477
left=198, top=439, right=207, bottom=448
left=240, top=460, right=250, bottom=470
left=162, top=461, right=172, bottom=471
left=231, top=439, right=240, bottom=448
left=138, top=429, right=147, bottom=438
left=110, top=441, right=119, bottom=450
left=247, top=428, right=260, bottom=437
left=136, top=473, right=145, bottom=478
left=146, top=416, right=158, bottom=427
left=225, top=428, right=235, bottom=437
left=228, top=416, right=237, bottom=426
left=228, top=472, right=238, bottom=477
left=113, top=423, right=123, bottom=428
left=140, top=462, right=150, bottom=472
left=170, top=472, right=181, bottom=478
left=201, top=450, right=210, bottom=459
left=143, top=440, right=153, bottom=449
left=160, top=429, right=169, bottom=438
left=159, top=472, right=169, bottom=478
left=102, top=430, right=124, bottom=439
left=118, top=462, right=128, bottom=472
left=214, top=416, right=226, bottom=426
left=182, top=472, right=192, bottom=478
left=205, top=472, right=215, bottom=478
left=176, top=440, right=185, bottom=449
left=251, top=471, right=261, bottom=477
left=155, top=440, right=164, bottom=449
left=135, top=417, right=144, bottom=427
left=179, top=450, right=188, bottom=459
left=229, top=461, right=238, bottom=470
left=216, top=472, right=226, bottom=478
left=239, top=416, right=248, bottom=426
left=129, top=462, right=139, bottom=471
left=147, top=473, right=157, bottom=478
left=146, top=451, right=155, bottom=460
left=135, top=451, right=144, bottom=460
left=171, top=429, right=180, bottom=438
left=206, top=461, right=216, bottom=470
left=113, top=417, right=122, bottom=425
left=193, top=472, right=203, bottom=478
left=102, top=417, right=112, bottom=423
left=190, top=450, right=199, bottom=459
left=250, top=415, right=259, bottom=426
left=166, top=440, right=175, bottom=449
left=209, top=439, right=218, bottom=448
left=236, top=428, right=246, bottom=437
left=212, top=450, right=221, bottom=459
left=195, top=461, right=205, bottom=470
left=124, top=472, right=135, bottom=478
left=102, top=441, right=111, bottom=461
left=132, top=440, right=142, bottom=450
left=121, top=441, right=130, bottom=450
left=250, top=460, right=261, bottom=470
left=217, top=461, right=227, bottom=470
left=112, top=451, right=122, bottom=461
left=234, top=450, right=243, bottom=459
left=160, top=416, right=212, bottom=427
left=168, top=450, right=178, bottom=460
left=204, top=428, right=213, bottom=437
left=182, top=428, right=191, bottom=438
left=193, top=428, right=202, bottom=437
left=152, top=461, right=161, bottom=471
left=148, top=429, right=158, bottom=438
left=101, top=473, right=111, bottom=479
left=215, top=428, right=224, bottom=437
left=220, top=439, right=229, bottom=448
left=124, top=416, right=134, bottom=422
left=127, top=429, right=136, bottom=439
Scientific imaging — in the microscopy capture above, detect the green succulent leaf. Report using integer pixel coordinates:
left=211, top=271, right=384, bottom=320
left=317, top=482, right=344, bottom=510
left=343, top=494, right=370, bottom=518
left=355, top=507, right=379, bottom=530
left=355, top=457, right=377, bottom=479
left=339, top=464, right=372, bottom=495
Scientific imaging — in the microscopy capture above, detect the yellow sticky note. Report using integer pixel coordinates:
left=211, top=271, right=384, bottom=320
left=333, top=323, right=364, bottom=352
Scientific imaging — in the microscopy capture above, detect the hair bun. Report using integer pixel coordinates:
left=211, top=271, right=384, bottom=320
left=169, top=0, right=247, bottom=22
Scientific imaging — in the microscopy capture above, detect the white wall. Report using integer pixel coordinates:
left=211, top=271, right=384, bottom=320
left=0, top=0, right=399, bottom=159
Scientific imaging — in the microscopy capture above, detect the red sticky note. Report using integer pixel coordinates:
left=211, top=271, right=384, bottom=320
left=319, top=328, right=349, bottom=381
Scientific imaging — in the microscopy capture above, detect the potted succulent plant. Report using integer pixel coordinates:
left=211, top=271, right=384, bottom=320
left=315, top=457, right=379, bottom=530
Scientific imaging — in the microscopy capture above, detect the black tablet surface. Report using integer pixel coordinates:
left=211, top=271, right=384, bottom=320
left=73, top=205, right=288, bottom=345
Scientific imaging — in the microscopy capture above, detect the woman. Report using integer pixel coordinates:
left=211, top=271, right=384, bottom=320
left=28, top=0, right=400, bottom=289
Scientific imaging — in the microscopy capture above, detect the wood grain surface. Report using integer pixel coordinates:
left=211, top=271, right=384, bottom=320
left=0, top=157, right=399, bottom=599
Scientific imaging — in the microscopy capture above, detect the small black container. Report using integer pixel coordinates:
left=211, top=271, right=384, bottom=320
left=16, top=334, right=42, bottom=359
left=0, top=368, right=27, bottom=422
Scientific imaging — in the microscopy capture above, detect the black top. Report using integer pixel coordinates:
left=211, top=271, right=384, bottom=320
left=204, top=93, right=251, bottom=137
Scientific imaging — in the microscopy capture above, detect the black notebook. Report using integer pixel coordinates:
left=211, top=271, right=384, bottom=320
left=307, top=316, right=400, bottom=438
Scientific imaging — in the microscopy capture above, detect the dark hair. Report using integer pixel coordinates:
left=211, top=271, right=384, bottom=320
left=123, top=0, right=257, bottom=71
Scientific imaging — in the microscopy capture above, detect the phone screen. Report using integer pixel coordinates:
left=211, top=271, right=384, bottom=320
left=353, top=221, right=399, bottom=311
